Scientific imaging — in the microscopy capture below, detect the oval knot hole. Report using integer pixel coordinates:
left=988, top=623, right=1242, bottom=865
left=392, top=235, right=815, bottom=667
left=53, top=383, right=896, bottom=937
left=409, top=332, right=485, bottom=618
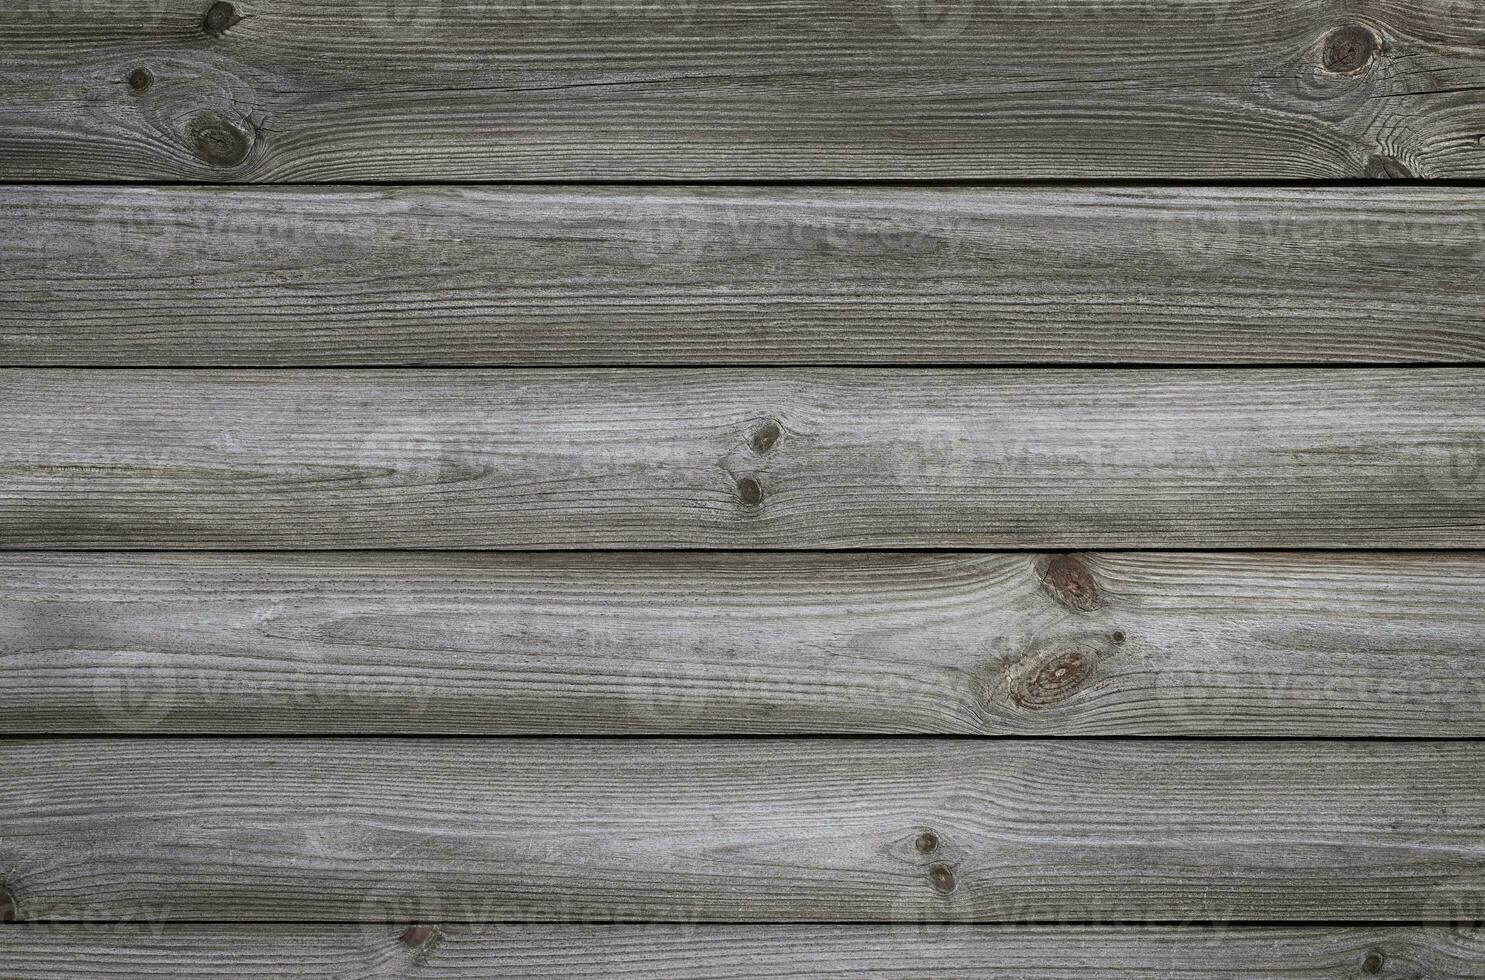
left=928, top=863, right=956, bottom=894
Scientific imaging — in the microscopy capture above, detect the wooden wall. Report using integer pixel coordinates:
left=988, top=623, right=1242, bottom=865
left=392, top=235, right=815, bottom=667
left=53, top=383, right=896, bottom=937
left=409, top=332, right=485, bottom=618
left=2, top=0, right=1483, bottom=975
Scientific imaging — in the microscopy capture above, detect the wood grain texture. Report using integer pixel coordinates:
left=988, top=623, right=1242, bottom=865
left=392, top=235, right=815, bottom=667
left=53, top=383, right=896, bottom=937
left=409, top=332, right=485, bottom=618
left=2, top=0, right=1483, bottom=179
left=2, top=368, right=1483, bottom=549
left=5, top=186, right=1485, bottom=366
left=6, top=551, right=1485, bottom=735
left=2, top=739, right=1482, bottom=922
left=2, top=925, right=1482, bottom=978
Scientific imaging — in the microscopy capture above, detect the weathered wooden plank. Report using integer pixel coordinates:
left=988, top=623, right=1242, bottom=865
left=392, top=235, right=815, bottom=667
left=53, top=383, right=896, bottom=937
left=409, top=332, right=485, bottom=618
left=1, top=0, right=1482, bottom=180
left=5, top=186, right=1485, bottom=366
left=2, top=925, right=1481, bottom=978
left=1, top=739, right=1480, bottom=922
left=7, top=551, right=1485, bottom=735
left=2, top=369, right=1482, bottom=548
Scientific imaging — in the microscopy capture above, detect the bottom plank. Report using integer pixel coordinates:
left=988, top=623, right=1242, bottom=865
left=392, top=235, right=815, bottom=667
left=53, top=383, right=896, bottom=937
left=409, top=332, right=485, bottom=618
left=0, top=925, right=1481, bottom=978
left=2, top=740, right=1482, bottom=922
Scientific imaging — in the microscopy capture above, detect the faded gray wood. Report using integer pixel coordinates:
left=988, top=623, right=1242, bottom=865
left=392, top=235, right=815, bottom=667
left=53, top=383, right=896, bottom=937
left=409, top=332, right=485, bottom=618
left=5, top=186, right=1485, bottom=365
left=1, top=739, right=1480, bottom=922
left=2, top=368, right=1482, bottom=549
left=2, top=925, right=1481, bottom=978
left=1, top=0, right=1482, bottom=179
left=7, top=551, right=1485, bottom=735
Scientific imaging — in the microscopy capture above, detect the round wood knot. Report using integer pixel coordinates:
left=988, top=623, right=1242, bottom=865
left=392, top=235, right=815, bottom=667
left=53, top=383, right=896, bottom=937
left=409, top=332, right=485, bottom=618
left=914, top=831, right=939, bottom=854
left=186, top=111, right=252, bottom=168
left=928, top=863, right=956, bottom=894
left=1015, top=649, right=1092, bottom=709
left=203, top=1, right=242, bottom=35
left=748, top=418, right=783, bottom=455
left=1321, top=25, right=1377, bottom=74
left=736, top=475, right=764, bottom=507
left=1361, top=950, right=1385, bottom=974
left=127, top=67, right=153, bottom=93
left=1035, top=553, right=1103, bottom=612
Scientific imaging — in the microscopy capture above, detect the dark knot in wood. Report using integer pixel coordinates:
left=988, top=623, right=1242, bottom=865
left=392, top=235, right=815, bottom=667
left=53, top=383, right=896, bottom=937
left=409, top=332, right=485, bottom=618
left=204, top=1, right=242, bottom=35
left=127, top=67, right=153, bottom=92
left=928, top=863, right=956, bottom=894
left=399, top=924, right=440, bottom=949
left=914, top=831, right=939, bottom=854
left=736, top=475, right=764, bottom=507
left=1035, top=553, right=1103, bottom=612
left=1321, top=25, right=1377, bottom=74
left=748, top=418, right=783, bottom=455
left=187, top=112, right=252, bottom=168
left=1012, top=649, right=1092, bottom=709
left=0, top=885, right=16, bottom=923
left=1362, top=950, right=1385, bottom=974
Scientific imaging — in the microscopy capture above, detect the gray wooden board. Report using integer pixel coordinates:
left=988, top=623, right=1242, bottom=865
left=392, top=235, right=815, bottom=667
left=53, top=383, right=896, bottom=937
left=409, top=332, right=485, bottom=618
left=1, top=739, right=1482, bottom=922
left=2, top=368, right=1483, bottom=548
left=2, top=0, right=1483, bottom=179
left=4, top=186, right=1485, bottom=366
left=0, top=925, right=1481, bottom=978
left=6, top=551, right=1485, bottom=735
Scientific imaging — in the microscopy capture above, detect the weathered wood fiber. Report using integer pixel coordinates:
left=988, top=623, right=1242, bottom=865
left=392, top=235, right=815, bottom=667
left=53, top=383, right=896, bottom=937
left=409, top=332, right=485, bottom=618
left=2, top=369, right=1482, bottom=549
left=1, top=739, right=1480, bottom=922
left=1, top=924, right=1481, bottom=978
left=5, top=186, right=1485, bottom=366
left=1, top=0, right=1482, bottom=179
left=6, top=551, right=1485, bottom=735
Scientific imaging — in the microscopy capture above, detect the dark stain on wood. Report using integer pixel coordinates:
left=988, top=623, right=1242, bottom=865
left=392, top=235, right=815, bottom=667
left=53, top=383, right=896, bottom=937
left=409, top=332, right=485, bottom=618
left=1035, top=554, right=1103, bottom=612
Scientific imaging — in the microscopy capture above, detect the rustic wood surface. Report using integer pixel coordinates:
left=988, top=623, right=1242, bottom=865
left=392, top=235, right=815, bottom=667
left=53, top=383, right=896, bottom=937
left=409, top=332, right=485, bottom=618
left=5, top=185, right=1485, bottom=366
left=2, top=0, right=1483, bottom=179
left=2, top=739, right=1481, bottom=922
left=2, top=924, right=1481, bottom=978
left=2, top=368, right=1482, bottom=549
left=6, top=551, right=1485, bottom=735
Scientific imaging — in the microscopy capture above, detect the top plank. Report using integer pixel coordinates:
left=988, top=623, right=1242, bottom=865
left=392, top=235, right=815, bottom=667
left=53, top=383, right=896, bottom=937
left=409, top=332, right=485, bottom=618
left=1, top=0, right=1483, bottom=180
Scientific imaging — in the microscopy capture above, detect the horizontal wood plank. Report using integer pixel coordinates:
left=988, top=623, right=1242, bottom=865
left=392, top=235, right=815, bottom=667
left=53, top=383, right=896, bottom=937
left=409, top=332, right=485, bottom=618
left=6, top=551, right=1485, bottom=735
left=2, top=925, right=1482, bottom=978
left=2, top=739, right=1481, bottom=922
left=1, top=0, right=1483, bottom=179
left=2, top=369, right=1482, bottom=548
left=5, top=186, right=1485, bottom=366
